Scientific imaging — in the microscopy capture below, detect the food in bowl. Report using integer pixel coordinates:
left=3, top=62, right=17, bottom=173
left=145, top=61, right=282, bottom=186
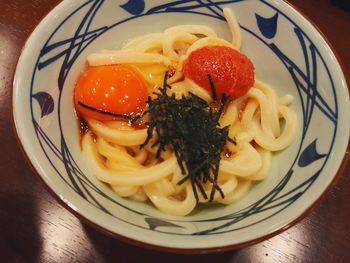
left=13, top=0, right=349, bottom=251
left=73, top=8, right=297, bottom=216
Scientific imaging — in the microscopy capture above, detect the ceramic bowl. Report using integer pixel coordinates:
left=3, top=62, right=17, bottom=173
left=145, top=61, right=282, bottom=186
left=12, top=0, right=349, bottom=252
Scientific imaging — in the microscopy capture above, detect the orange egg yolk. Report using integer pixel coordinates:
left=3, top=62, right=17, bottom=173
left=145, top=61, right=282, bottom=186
left=74, top=65, right=148, bottom=121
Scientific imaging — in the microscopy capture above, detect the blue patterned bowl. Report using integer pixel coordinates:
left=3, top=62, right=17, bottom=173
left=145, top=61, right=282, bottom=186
left=13, top=0, right=349, bottom=252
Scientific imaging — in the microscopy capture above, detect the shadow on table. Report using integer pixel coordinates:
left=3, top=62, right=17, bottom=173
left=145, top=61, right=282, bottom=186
left=0, top=192, right=42, bottom=263
left=82, top=223, right=237, bottom=262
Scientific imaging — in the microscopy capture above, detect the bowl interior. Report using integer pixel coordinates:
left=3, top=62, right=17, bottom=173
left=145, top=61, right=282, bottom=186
left=13, top=0, right=349, bottom=251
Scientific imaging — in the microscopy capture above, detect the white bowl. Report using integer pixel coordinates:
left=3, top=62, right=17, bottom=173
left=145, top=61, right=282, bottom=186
left=12, top=0, right=349, bottom=252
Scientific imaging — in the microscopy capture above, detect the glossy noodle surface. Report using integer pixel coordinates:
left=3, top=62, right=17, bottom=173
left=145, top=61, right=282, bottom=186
left=75, top=8, right=298, bottom=216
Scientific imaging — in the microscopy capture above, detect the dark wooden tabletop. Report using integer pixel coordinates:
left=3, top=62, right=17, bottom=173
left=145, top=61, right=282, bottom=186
left=1, top=0, right=349, bottom=262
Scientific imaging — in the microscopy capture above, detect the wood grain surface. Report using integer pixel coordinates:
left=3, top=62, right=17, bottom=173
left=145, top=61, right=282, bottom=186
left=1, top=0, right=349, bottom=262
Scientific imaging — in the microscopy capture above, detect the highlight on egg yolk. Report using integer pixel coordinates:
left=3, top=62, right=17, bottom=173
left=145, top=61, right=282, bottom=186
left=74, top=64, right=148, bottom=121
left=183, top=46, right=255, bottom=98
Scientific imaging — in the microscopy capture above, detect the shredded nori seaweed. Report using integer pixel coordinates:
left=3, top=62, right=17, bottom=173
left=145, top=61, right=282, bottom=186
left=134, top=73, right=231, bottom=202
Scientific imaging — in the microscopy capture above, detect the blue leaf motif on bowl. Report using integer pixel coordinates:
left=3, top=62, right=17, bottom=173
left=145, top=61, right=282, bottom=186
left=145, top=217, right=185, bottom=230
left=298, top=139, right=327, bottom=167
left=120, top=0, right=145, bottom=15
left=256, top=12, right=278, bottom=39
left=32, top=92, right=54, bottom=118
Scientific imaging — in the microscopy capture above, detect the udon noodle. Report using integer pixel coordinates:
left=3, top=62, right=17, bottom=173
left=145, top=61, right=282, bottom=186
left=79, top=8, right=298, bottom=216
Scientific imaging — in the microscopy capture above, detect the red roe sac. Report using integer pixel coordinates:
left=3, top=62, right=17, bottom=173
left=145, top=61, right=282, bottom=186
left=182, top=46, right=255, bottom=98
left=74, top=64, right=148, bottom=121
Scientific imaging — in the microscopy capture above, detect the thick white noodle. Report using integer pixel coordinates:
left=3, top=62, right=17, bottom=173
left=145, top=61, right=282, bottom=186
left=82, top=132, right=177, bottom=186
left=80, top=8, right=298, bottom=216
left=223, top=7, right=242, bottom=50
left=87, top=52, right=173, bottom=66
left=144, top=182, right=196, bottom=216
left=252, top=105, right=298, bottom=151
left=87, top=118, right=147, bottom=146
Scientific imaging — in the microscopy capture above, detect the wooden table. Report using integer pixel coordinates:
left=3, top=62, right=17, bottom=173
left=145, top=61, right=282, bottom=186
left=1, top=0, right=349, bottom=262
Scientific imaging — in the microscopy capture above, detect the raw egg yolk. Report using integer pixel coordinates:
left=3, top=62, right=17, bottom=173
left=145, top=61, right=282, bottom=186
left=183, top=46, right=255, bottom=98
left=74, top=64, right=148, bottom=121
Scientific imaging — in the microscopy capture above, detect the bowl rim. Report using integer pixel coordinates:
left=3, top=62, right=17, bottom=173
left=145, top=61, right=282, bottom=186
left=11, top=0, right=350, bottom=253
